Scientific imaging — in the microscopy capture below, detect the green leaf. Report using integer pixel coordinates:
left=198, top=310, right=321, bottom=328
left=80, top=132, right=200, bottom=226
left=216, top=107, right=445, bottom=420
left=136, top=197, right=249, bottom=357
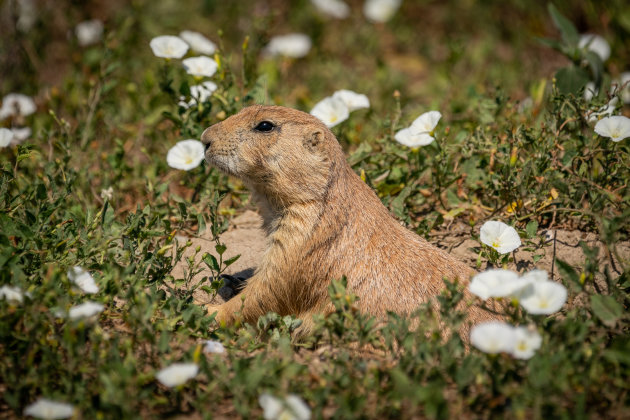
left=548, top=3, right=578, bottom=47
left=215, top=243, right=227, bottom=255
left=536, top=36, right=563, bottom=51
left=556, top=258, right=581, bottom=290
left=390, top=184, right=414, bottom=220
left=590, top=295, right=623, bottom=327
left=555, top=66, right=589, bottom=95
left=223, top=254, right=241, bottom=267
left=583, top=51, right=604, bottom=87
left=203, top=253, right=220, bottom=272
left=526, top=220, right=539, bottom=238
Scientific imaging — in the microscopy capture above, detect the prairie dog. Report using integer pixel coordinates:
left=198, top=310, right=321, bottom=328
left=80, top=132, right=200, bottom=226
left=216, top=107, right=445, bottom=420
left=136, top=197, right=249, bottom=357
left=201, top=105, right=487, bottom=332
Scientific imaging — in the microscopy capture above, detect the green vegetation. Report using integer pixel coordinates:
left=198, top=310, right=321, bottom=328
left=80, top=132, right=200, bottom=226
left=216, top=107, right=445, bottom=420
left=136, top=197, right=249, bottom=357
left=1, top=0, right=629, bottom=418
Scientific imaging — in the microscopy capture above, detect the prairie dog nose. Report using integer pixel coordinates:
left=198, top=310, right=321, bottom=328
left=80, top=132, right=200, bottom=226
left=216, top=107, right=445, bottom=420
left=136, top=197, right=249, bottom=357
left=201, top=126, right=213, bottom=146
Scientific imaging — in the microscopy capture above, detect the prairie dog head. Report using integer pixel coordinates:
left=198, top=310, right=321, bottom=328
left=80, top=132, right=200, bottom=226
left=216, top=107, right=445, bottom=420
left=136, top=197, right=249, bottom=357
left=201, top=105, right=344, bottom=207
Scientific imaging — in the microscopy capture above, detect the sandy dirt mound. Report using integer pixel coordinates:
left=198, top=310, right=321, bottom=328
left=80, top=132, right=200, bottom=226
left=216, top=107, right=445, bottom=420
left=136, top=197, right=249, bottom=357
left=171, top=211, right=629, bottom=307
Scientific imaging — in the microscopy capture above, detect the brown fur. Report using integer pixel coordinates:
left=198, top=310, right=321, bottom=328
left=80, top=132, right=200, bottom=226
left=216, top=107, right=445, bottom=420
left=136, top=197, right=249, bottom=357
left=201, top=105, right=490, bottom=334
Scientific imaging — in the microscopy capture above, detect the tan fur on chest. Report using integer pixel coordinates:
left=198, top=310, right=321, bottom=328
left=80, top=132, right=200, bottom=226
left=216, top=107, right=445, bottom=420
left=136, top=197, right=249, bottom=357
left=201, top=105, right=490, bottom=334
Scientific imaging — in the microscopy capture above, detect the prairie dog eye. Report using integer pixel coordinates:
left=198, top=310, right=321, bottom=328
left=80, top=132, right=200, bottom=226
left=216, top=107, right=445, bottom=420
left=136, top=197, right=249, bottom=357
left=254, top=121, right=275, bottom=132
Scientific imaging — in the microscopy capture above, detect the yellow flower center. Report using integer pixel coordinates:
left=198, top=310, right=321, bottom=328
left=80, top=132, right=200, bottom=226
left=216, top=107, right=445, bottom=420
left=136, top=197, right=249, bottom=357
left=185, top=157, right=193, bottom=165
left=330, top=115, right=338, bottom=123
left=492, top=240, right=500, bottom=249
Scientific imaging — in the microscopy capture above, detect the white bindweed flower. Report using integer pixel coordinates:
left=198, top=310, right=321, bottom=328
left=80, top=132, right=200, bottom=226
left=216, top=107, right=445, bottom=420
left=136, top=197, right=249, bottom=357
left=259, top=393, right=311, bottom=420
left=0, top=285, right=24, bottom=303
left=11, top=127, right=32, bottom=142
left=0, top=128, right=13, bottom=147
left=363, top=0, right=402, bottom=23
left=394, top=127, right=435, bottom=147
left=511, top=326, right=542, bottom=359
left=583, top=81, right=597, bottom=102
left=588, top=97, right=618, bottom=123
left=203, top=340, right=225, bottom=354
left=311, top=0, right=350, bottom=19
left=179, top=30, right=217, bottom=55
left=166, top=139, right=205, bottom=170
left=616, top=72, right=630, bottom=104
left=594, top=115, right=630, bottom=142
left=68, top=301, right=104, bottom=320
left=332, top=89, right=370, bottom=112
left=156, top=363, right=199, bottom=387
left=479, top=220, right=521, bottom=254
left=519, top=281, right=567, bottom=315
left=410, top=111, right=441, bottom=135
left=24, top=398, right=75, bottom=419
left=75, top=19, right=104, bottom=46
left=470, top=321, right=516, bottom=354
left=16, top=0, right=37, bottom=33
left=150, top=35, right=189, bottom=59
left=1, top=93, right=36, bottom=118
left=521, top=269, right=548, bottom=283
left=579, top=34, right=610, bottom=62
left=67, top=266, right=99, bottom=294
left=468, top=269, right=529, bottom=300
left=182, top=56, right=218, bottom=78
left=310, top=96, right=349, bottom=128
left=178, top=81, right=218, bottom=108
left=265, top=34, right=312, bottom=58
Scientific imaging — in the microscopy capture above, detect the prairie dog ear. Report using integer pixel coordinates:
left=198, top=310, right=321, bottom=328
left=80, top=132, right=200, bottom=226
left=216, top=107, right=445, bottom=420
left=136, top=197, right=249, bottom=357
left=304, top=130, right=323, bottom=152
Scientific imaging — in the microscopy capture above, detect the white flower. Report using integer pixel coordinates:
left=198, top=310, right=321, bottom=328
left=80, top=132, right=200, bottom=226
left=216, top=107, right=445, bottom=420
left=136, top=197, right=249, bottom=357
left=182, top=56, right=218, bottom=78
left=100, top=187, right=113, bottom=201
left=0, top=128, right=13, bottom=147
left=156, top=363, right=199, bottom=387
left=588, top=97, right=618, bottom=123
left=616, top=72, right=630, bottom=104
left=68, top=301, right=104, bottom=320
left=203, top=340, right=225, bottom=354
left=179, top=30, right=217, bottom=55
left=75, top=19, right=104, bottom=46
left=579, top=34, right=610, bottom=62
left=519, top=281, right=567, bottom=315
left=479, top=220, right=521, bottom=254
left=583, top=81, right=597, bottom=102
left=363, top=0, right=402, bottom=23
left=311, top=0, right=350, bottom=19
left=16, top=0, right=37, bottom=33
left=24, top=398, right=75, bottom=419
left=394, top=127, right=435, bottom=147
left=594, top=116, right=630, bottom=142
left=511, top=326, right=542, bottom=359
left=259, top=393, right=311, bottom=420
left=67, top=266, right=99, bottom=294
left=310, top=96, right=349, bottom=128
left=470, top=321, right=516, bottom=354
left=0, top=93, right=36, bottom=118
left=332, top=90, right=370, bottom=112
left=149, top=35, right=189, bottom=59
left=468, top=269, right=529, bottom=300
left=265, top=34, right=312, bottom=58
left=520, top=269, right=548, bottom=283
left=0, top=285, right=24, bottom=303
left=410, top=111, right=441, bottom=135
left=166, top=139, right=206, bottom=170
left=178, top=81, right=218, bottom=108
left=12, top=127, right=32, bottom=142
